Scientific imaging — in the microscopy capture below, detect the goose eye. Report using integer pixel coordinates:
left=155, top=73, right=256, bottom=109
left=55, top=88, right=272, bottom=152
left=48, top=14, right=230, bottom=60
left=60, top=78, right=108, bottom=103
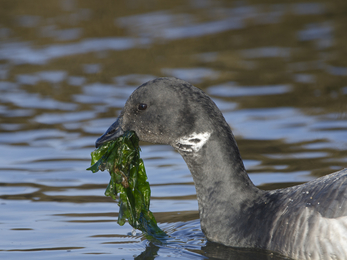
left=138, top=103, right=147, bottom=111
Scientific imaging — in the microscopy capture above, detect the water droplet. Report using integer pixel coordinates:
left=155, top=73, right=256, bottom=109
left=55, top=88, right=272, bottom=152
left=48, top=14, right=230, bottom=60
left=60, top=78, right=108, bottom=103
left=131, top=228, right=136, bottom=236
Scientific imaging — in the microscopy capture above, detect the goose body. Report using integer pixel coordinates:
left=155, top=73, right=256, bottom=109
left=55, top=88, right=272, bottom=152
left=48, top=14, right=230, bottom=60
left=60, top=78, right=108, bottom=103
left=96, top=77, right=347, bottom=260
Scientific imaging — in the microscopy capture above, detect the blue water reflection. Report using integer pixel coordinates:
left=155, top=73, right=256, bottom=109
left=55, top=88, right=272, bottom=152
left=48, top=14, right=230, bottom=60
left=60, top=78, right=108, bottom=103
left=208, top=83, right=291, bottom=96
left=0, top=37, right=151, bottom=64
left=0, top=0, right=346, bottom=259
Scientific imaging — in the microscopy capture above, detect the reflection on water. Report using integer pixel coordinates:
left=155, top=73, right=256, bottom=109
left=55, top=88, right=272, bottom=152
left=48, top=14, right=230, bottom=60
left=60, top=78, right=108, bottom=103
left=0, top=0, right=346, bottom=259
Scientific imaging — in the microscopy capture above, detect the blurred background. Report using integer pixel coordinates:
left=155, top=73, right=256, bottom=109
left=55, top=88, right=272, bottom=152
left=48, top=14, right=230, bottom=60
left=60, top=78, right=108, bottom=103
left=0, top=0, right=346, bottom=259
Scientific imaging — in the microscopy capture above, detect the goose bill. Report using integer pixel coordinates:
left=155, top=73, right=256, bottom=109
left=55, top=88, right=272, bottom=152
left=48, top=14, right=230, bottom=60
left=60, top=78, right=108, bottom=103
left=95, top=117, right=124, bottom=148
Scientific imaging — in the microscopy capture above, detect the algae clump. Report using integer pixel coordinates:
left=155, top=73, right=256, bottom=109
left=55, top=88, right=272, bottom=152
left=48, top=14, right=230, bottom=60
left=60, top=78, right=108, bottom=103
left=87, top=131, right=166, bottom=238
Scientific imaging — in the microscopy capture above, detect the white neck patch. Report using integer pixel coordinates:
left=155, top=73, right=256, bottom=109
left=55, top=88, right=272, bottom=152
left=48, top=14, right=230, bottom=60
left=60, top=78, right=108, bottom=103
left=174, top=132, right=212, bottom=153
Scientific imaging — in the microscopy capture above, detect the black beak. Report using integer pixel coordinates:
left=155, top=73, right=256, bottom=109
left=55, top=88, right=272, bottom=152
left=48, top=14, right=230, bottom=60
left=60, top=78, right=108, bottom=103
left=95, top=117, right=124, bottom=148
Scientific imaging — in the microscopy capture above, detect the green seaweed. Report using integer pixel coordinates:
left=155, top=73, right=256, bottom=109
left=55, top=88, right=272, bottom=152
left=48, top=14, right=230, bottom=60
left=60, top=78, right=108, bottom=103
left=87, top=131, right=166, bottom=239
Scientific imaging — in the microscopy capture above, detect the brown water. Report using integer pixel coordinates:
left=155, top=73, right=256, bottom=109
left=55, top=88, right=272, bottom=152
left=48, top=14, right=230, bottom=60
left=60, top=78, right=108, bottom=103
left=0, top=1, right=346, bottom=259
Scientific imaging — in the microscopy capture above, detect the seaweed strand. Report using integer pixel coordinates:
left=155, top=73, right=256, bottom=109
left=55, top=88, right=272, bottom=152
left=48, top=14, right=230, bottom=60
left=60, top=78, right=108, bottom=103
left=87, top=131, right=166, bottom=239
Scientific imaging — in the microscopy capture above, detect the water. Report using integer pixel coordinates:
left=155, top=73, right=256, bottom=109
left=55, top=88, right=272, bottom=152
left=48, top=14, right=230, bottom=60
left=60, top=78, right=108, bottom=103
left=0, top=1, right=346, bottom=259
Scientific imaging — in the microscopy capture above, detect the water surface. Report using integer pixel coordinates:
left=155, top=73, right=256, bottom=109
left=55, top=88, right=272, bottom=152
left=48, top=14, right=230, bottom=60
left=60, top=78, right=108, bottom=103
left=0, top=1, right=346, bottom=259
